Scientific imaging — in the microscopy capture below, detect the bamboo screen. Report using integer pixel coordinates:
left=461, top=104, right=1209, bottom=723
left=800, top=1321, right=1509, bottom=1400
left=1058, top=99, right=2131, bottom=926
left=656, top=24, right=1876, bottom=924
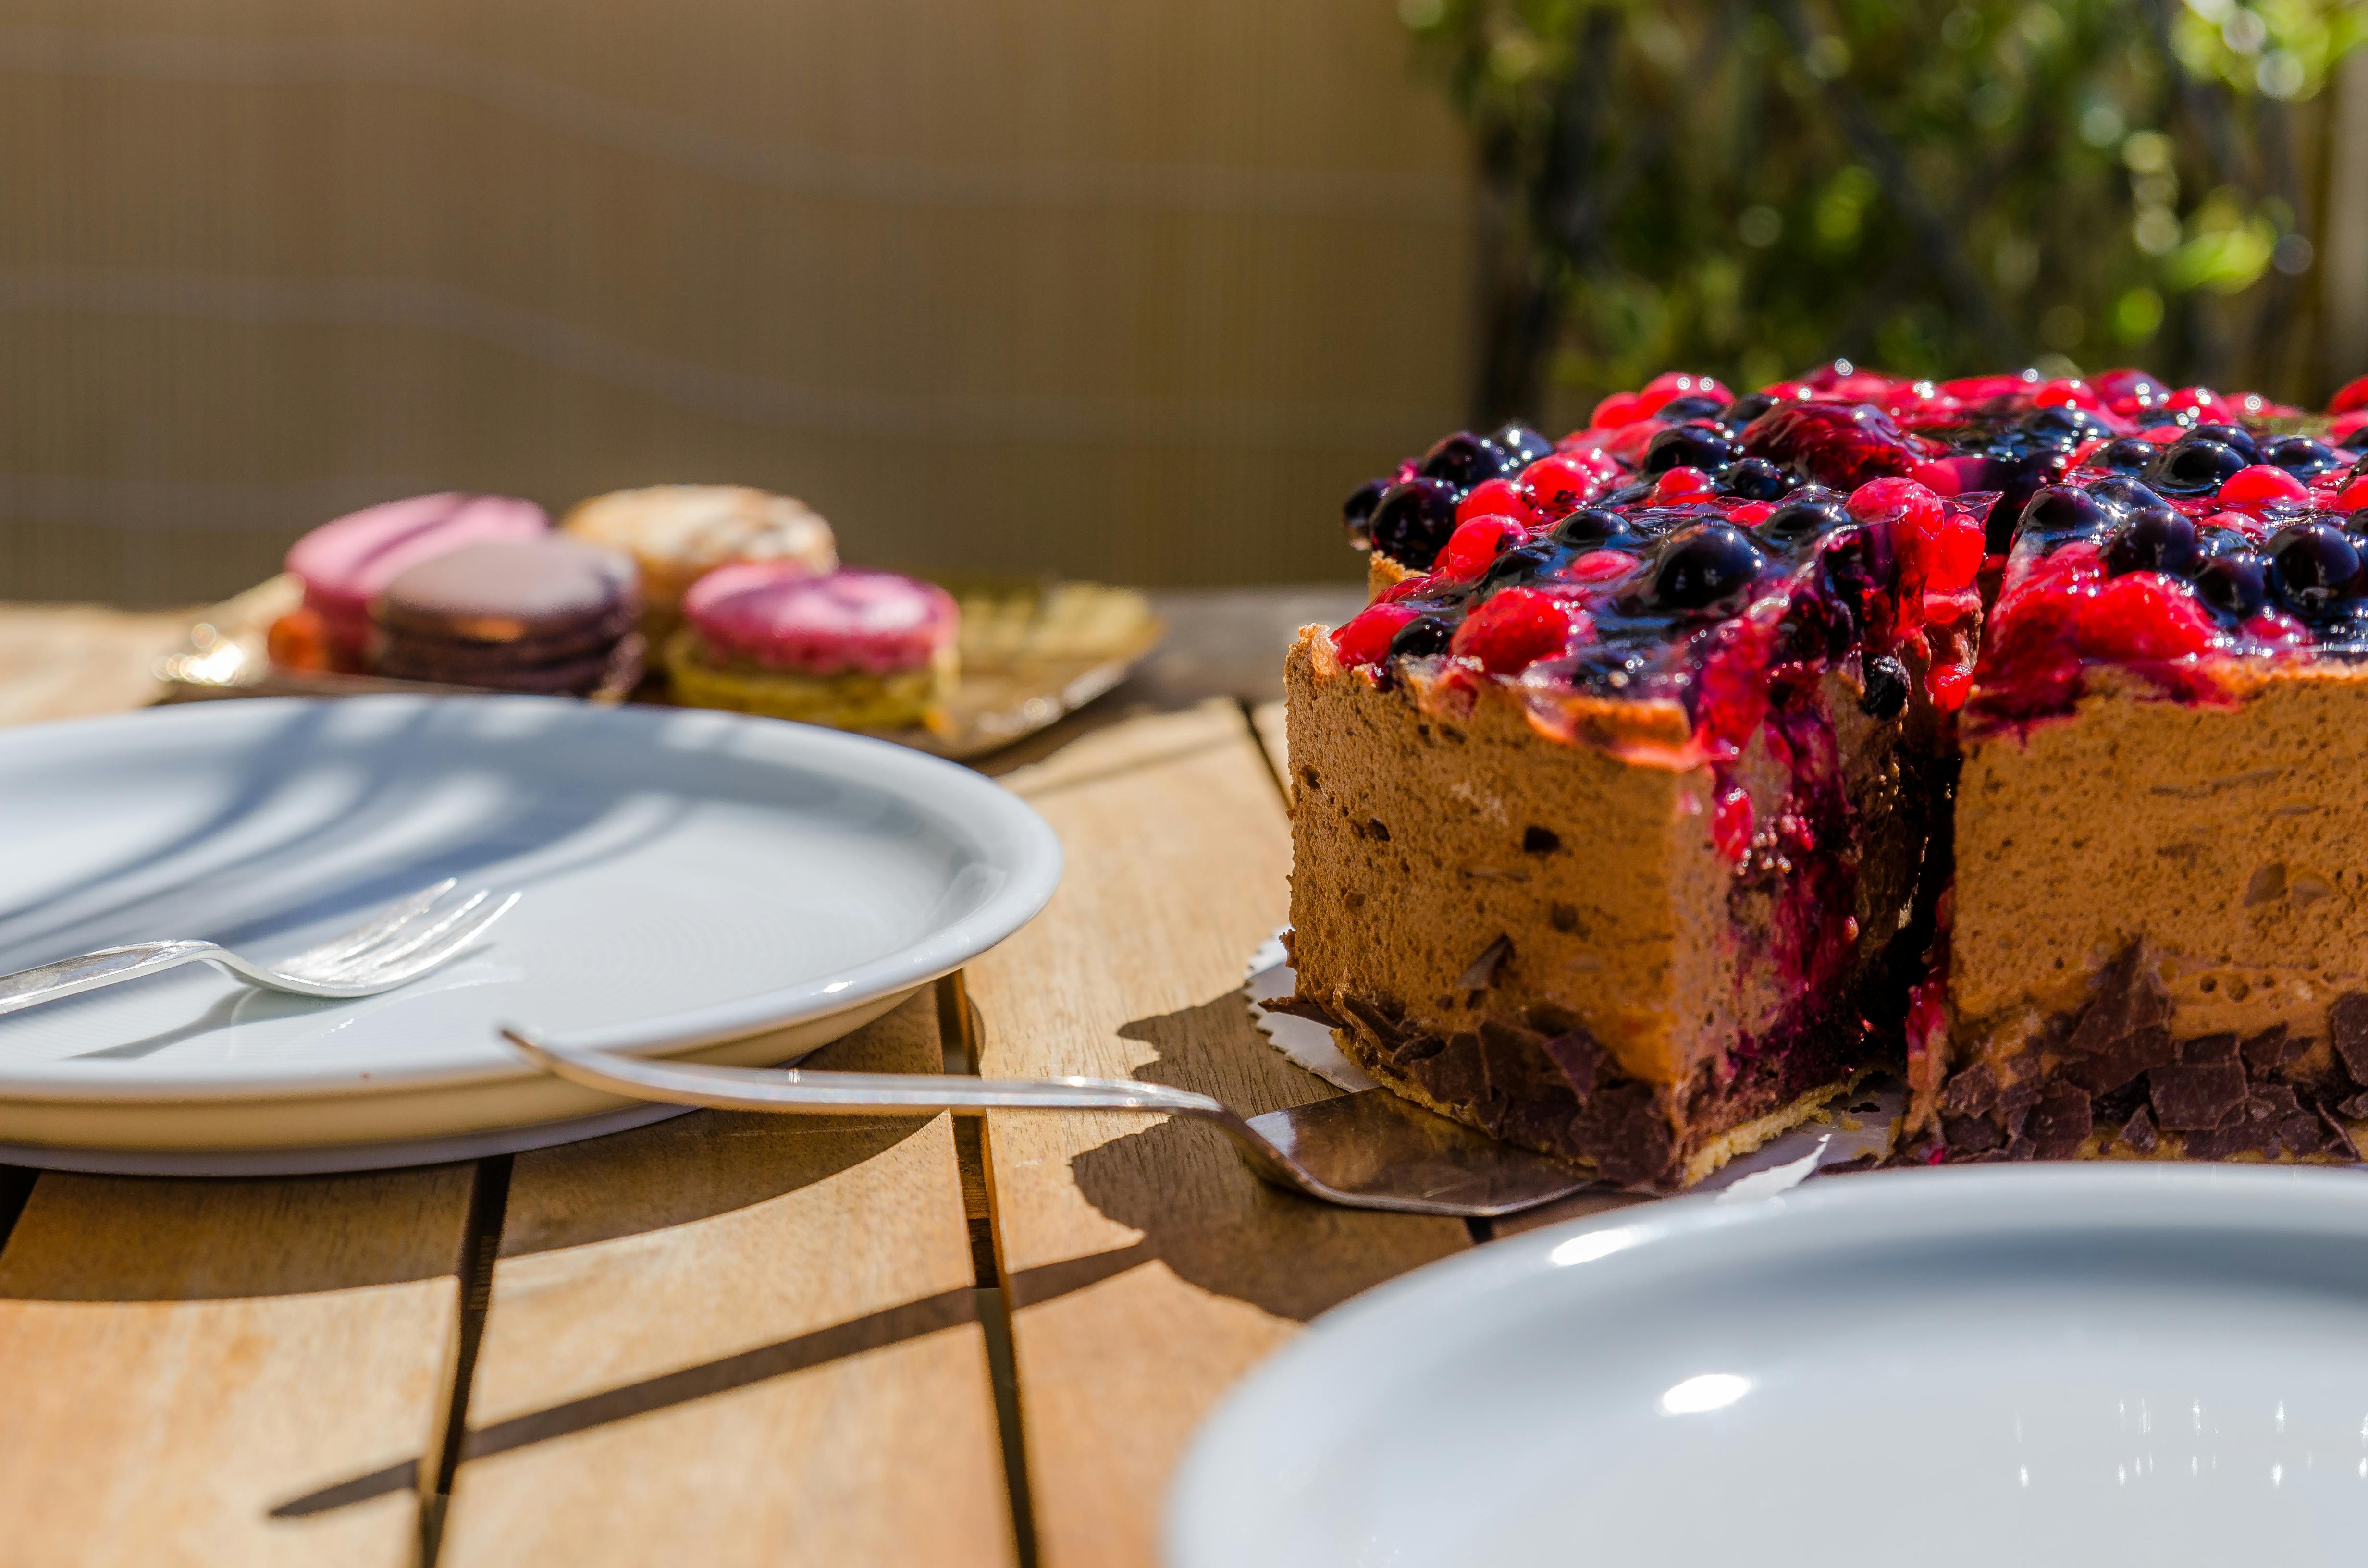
left=0, top=0, right=1474, bottom=605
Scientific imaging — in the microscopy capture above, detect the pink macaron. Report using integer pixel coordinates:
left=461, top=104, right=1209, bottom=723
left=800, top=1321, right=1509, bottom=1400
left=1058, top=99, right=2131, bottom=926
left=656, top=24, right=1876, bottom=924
left=286, top=493, right=550, bottom=664
left=682, top=564, right=957, bottom=674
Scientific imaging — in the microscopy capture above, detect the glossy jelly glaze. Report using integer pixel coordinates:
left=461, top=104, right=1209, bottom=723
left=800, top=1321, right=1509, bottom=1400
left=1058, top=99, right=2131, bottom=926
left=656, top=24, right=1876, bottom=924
left=1337, top=365, right=2368, bottom=759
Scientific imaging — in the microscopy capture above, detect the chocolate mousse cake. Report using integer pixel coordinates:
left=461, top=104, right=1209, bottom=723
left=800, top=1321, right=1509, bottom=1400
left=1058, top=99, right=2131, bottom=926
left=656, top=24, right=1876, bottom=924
left=1915, top=381, right=2368, bottom=1164
left=1288, top=364, right=2368, bottom=1183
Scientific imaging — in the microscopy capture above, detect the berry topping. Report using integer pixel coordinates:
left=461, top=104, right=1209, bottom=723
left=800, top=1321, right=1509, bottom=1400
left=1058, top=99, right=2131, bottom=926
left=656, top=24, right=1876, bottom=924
left=1756, top=491, right=1852, bottom=548
left=2194, top=554, right=2269, bottom=619
left=2216, top=464, right=2311, bottom=510
left=2101, top=506, right=2199, bottom=578
left=1643, top=423, right=1740, bottom=475
left=1859, top=654, right=1911, bottom=720
left=2267, top=522, right=2364, bottom=616
left=1645, top=522, right=1766, bottom=612
left=1450, top=588, right=1588, bottom=674
left=2017, top=485, right=2111, bottom=547
left=2260, top=436, right=2346, bottom=479
left=2145, top=437, right=2249, bottom=498
left=1721, top=457, right=1790, bottom=501
left=1418, top=431, right=1514, bottom=490
left=2186, top=423, right=2262, bottom=463
left=2084, top=474, right=2168, bottom=517
left=2080, top=573, right=2222, bottom=661
left=2091, top=438, right=2160, bottom=476
left=1491, top=421, right=1554, bottom=469
left=1649, top=466, right=1718, bottom=504
left=1456, top=477, right=1537, bottom=528
left=1329, top=602, right=1420, bottom=667
left=1342, top=478, right=1388, bottom=548
left=1474, top=541, right=1567, bottom=596
left=1368, top=478, right=1462, bottom=569
left=1718, top=392, right=1781, bottom=430
left=1551, top=507, right=1636, bottom=549
left=1435, top=515, right=1529, bottom=582
left=1742, top=400, right=1921, bottom=490
left=1639, top=371, right=1733, bottom=414
left=1388, top=613, right=1458, bottom=660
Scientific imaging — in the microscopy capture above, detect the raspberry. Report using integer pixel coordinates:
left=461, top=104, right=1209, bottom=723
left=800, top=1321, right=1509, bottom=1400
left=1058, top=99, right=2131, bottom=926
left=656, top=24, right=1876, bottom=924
left=1456, top=477, right=1537, bottom=528
left=1329, top=603, right=1420, bottom=667
left=2079, top=574, right=2222, bottom=661
left=2215, top=464, right=2310, bottom=510
left=1590, top=390, right=1649, bottom=428
left=1434, top=515, right=1529, bottom=581
left=2331, top=375, right=2368, bottom=416
left=1520, top=452, right=1613, bottom=517
left=1562, top=549, right=1641, bottom=584
left=1449, top=587, right=1586, bottom=674
left=1850, top=477, right=1979, bottom=594
left=1639, top=371, right=1733, bottom=415
left=1650, top=466, right=1716, bottom=503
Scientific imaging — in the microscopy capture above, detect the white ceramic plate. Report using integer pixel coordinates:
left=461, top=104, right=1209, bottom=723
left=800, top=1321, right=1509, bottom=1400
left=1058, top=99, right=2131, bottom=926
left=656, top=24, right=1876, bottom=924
left=1170, top=1164, right=2368, bottom=1567
left=0, top=696, right=1060, bottom=1166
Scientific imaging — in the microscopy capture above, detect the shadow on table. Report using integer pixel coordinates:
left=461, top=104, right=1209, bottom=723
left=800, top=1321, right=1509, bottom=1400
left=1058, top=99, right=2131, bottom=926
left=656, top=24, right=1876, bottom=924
left=1039, top=989, right=1461, bottom=1324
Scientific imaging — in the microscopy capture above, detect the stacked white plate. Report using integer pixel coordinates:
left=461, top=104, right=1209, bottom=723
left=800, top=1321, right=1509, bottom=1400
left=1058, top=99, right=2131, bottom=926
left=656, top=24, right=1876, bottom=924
left=0, top=696, right=1060, bottom=1173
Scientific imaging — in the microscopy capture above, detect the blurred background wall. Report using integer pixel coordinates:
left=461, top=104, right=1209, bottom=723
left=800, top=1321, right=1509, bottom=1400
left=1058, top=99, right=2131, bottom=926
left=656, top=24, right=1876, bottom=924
left=0, top=1, right=1475, bottom=606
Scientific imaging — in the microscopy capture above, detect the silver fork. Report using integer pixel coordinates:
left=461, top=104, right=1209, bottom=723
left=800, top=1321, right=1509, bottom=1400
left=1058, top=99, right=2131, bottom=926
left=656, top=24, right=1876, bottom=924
left=0, top=880, right=521, bottom=1018
left=500, top=1026, right=1596, bottom=1218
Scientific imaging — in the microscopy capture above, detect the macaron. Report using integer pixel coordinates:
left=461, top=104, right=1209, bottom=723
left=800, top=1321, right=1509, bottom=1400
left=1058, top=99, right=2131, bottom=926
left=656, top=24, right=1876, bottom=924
left=285, top=493, right=550, bottom=668
left=373, top=537, right=643, bottom=696
left=665, top=564, right=958, bottom=730
left=559, top=485, right=837, bottom=642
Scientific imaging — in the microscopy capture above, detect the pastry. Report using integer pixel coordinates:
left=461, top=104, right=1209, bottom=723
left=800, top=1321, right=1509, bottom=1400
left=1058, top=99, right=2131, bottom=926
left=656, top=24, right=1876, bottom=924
left=372, top=537, right=642, bottom=696
left=1288, top=363, right=2368, bottom=1183
left=559, top=485, right=837, bottom=643
left=284, top=493, right=549, bottom=669
left=665, top=564, right=958, bottom=731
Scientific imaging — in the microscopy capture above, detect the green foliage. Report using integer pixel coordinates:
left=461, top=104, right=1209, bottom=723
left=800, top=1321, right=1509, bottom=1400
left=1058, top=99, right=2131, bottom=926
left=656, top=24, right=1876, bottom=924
left=1403, top=0, right=2368, bottom=416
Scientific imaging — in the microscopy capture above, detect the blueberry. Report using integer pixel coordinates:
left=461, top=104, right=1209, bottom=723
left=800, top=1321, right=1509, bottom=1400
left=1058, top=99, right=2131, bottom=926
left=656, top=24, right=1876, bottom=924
left=1646, top=522, right=1765, bottom=611
left=1418, top=432, right=1513, bottom=491
left=2261, top=436, right=2345, bottom=479
left=2195, top=555, right=2269, bottom=620
left=1472, top=542, right=1563, bottom=597
left=1858, top=655, right=1911, bottom=721
left=1717, top=392, right=1779, bottom=431
left=2268, top=522, right=2364, bottom=615
left=1551, top=507, right=1634, bottom=549
left=1642, top=422, right=1740, bottom=476
left=1491, top=421, right=1554, bottom=469
left=2021, top=404, right=2112, bottom=450
left=2085, top=475, right=2168, bottom=518
left=1367, top=478, right=1462, bottom=568
left=2145, top=438, right=2249, bottom=498
left=2197, top=525, right=2254, bottom=560
left=1655, top=394, right=1730, bottom=422
left=1555, top=642, right=1656, bottom=695
left=1721, top=457, right=1790, bottom=501
left=2102, top=506, right=2200, bottom=578
left=2188, top=423, right=2261, bottom=463
left=2094, top=438, right=2160, bottom=476
left=1343, top=477, right=1389, bottom=548
left=1756, top=493, right=1852, bottom=548
left=1387, top=612, right=1458, bottom=660
left=2018, top=485, right=2111, bottom=545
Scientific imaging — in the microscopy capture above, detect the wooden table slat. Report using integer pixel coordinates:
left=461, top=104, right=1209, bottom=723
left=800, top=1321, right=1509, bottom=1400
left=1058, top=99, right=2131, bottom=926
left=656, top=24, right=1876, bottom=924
left=966, top=698, right=1468, bottom=1568
left=438, top=991, right=1016, bottom=1568
left=0, top=1165, right=477, bottom=1565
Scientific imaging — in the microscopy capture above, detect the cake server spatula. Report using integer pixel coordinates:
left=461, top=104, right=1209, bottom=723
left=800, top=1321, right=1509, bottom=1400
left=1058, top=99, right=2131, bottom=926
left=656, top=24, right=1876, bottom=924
left=500, top=1026, right=1595, bottom=1218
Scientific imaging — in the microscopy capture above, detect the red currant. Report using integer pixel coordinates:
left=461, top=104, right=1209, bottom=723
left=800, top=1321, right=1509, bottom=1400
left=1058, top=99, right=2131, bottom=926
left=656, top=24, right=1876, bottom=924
left=1434, top=515, right=1529, bottom=582
left=1448, top=588, right=1585, bottom=674
left=1329, top=603, right=1419, bottom=667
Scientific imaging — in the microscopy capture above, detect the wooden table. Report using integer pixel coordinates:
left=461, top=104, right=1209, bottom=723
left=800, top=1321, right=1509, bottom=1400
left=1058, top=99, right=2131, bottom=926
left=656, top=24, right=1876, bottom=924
left=0, top=587, right=1624, bottom=1566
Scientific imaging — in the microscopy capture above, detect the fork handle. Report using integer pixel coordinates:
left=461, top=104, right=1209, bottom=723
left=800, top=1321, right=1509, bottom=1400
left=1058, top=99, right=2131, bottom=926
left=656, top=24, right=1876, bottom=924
left=0, top=941, right=222, bottom=1018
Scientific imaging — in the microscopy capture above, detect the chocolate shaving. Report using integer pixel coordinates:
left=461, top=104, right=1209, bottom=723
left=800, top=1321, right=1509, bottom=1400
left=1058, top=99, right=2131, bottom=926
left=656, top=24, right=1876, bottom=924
left=1392, top=1033, right=1446, bottom=1066
left=2247, top=1084, right=2304, bottom=1124
left=2120, top=1105, right=2159, bottom=1153
left=1340, top=995, right=1409, bottom=1053
left=1457, top=935, right=1513, bottom=991
left=2004, top=1135, right=2038, bottom=1162
left=1941, top=1113, right=2003, bottom=1155
left=2331, top=993, right=2368, bottom=1088
left=2026, top=1082, right=2094, bottom=1160
left=2339, top=1091, right=2368, bottom=1121
left=1408, top=1031, right=1489, bottom=1112
left=2061, top=1023, right=2176, bottom=1096
left=1260, top=995, right=1345, bottom=1030
left=2241, top=1025, right=2307, bottom=1078
left=1567, top=1081, right=1676, bottom=1185
left=2279, top=1113, right=2327, bottom=1158
left=1938, top=1063, right=1998, bottom=1119
left=2150, top=1060, right=2249, bottom=1131
left=2062, top=945, right=2172, bottom=1062
left=1542, top=1030, right=1608, bottom=1102
left=2320, top=1107, right=2361, bottom=1160
left=2179, top=1033, right=2240, bottom=1065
